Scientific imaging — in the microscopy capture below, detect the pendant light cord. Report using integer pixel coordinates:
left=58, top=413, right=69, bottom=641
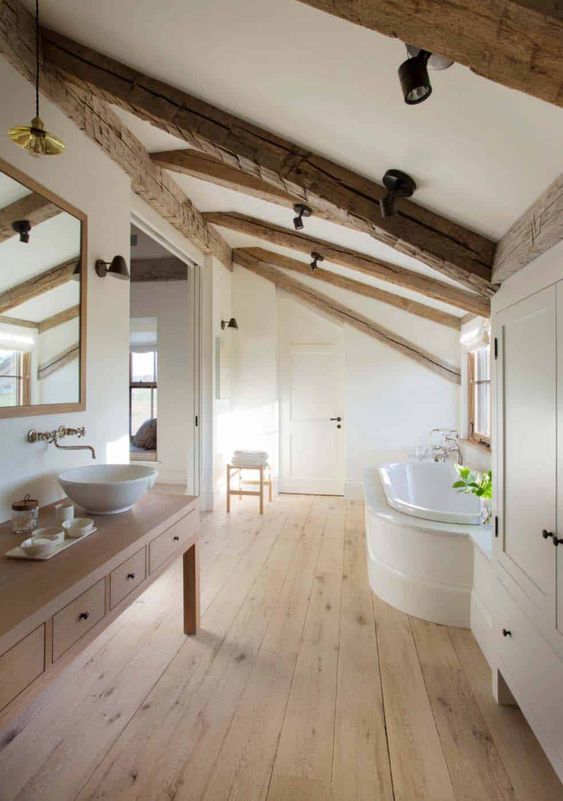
left=35, top=0, right=39, bottom=119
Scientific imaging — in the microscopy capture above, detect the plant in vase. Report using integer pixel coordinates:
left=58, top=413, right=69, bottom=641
left=452, top=465, right=493, bottom=525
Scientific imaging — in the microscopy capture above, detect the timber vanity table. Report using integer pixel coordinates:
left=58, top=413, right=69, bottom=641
left=0, top=491, right=199, bottom=726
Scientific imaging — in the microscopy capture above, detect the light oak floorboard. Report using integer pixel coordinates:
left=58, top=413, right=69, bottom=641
left=0, top=495, right=559, bottom=801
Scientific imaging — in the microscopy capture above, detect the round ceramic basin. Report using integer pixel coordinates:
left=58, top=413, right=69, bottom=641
left=58, top=464, right=158, bottom=515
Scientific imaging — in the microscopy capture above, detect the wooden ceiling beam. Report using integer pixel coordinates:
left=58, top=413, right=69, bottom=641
left=38, top=342, right=79, bottom=380
left=0, top=193, right=61, bottom=243
left=236, top=250, right=461, bottom=384
left=39, top=26, right=495, bottom=293
left=297, top=0, right=563, bottom=108
left=0, top=313, right=37, bottom=329
left=492, top=173, right=563, bottom=282
left=0, top=0, right=231, bottom=270
left=0, top=258, right=77, bottom=314
left=151, top=149, right=298, bottom=207
left=38, top=304, right=80, bottom=334
left=205, top=212, right=490, bottom=316
left=238, top=247, right=461, bottom=329
left=130, top=257, right=187, bottom=282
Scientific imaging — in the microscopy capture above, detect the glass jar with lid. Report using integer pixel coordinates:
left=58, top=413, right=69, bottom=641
left=11, top=494, right=39, bottom=535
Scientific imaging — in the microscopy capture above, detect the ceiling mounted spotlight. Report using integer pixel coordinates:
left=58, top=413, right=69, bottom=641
left=310, top=252, right=324, bottom=271
left=293, top=203, right=312, bottom=231
left=399, top=45, right=454, bottom=105
left=95, top=255, right=130, bottom=280
left=12, top=220, right=31, bottom=243
left=379, top=169, right=416, bottom=219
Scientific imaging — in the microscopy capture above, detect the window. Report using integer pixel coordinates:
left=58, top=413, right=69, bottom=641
left=130, top=351, right=157, bottom=437
left=0, top=350, right=30, bottom=407
left=467, top=344, right=491, bottom=446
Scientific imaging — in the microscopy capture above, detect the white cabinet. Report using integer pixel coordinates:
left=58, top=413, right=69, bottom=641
left=494, top=282, right=563, bottom=781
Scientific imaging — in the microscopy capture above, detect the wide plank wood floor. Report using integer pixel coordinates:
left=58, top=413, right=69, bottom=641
left=0, top=493, right=560, bottom=801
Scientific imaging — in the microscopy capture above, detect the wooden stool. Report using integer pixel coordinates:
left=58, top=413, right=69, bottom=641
left=226, top=463, right=272, bottom=514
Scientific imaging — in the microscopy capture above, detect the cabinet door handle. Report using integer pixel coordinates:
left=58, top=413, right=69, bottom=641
left=330, top=417, right=342, bottom=422
left=553, top=536, right=563, bottom=547
left=127, top=572, right=135, bottom=580
left=79, top=611, right=90, bottom=621
left=502, top=628, right=511, bottom=637
left=173, top=535, right=180, bottom=542
left=542, top=529, right=554, bottom=540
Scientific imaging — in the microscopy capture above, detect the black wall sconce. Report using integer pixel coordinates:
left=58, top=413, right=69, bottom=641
left=310, top=252, right=324, bottom=271
left=95, top=255, right=130, bottom=280
left=379, top=169, right=417, bottom=218
left=398, top=45, right=453, bottom=105
left=293, top=203, right=312, bottom=231
left=12, top=219, right=31, bottom=243
left=221, top=317, right=238, bottom=330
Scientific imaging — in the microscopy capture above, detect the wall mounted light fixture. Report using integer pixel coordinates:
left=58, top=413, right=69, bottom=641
left=379, top=169, right=417, bottom=218
left=95, top=255, right=130, bottom=280
left=398, top=45, right=454, bottom=105
left=221, top=317, right=238, bottom=330
left=310, top=252, right=324, bottom=271
left=12, top=220, right=31, bottom=243
left=293, top=203, right=312, bottom=231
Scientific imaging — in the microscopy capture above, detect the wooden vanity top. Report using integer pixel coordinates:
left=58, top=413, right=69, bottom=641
left=0, top=491, right=197, bottom=650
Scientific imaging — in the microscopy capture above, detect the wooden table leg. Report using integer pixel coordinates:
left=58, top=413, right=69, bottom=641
left=183, top=543, right=200, bottom=635
left=259, top=465, right=264, bottom=514
left=268, top=467, right=273, bottom=502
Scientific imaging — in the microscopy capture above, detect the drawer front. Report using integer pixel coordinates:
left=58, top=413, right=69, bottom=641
left=149, top=511, right=197, bottom=574
left=496, top=578, right=563, bottom=749
left=110, top=548, right=146, bottom=609
left=52, top=579, right=106, bottom=661
left=0, top=625, right=45, bottom=712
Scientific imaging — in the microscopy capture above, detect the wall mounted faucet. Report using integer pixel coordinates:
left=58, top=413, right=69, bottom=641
left=27, top=425, right=96, bottom=459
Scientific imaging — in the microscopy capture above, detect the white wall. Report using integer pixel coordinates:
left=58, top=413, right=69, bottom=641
left=130, top=280, right=190, bottom=484
left=211, top=257, right=233, bottom=502
left=230, top=264, right=462, bottom=498
left=0, top=59, right=130, bottom=520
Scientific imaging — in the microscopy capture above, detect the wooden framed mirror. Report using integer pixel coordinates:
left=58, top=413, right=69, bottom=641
left=0, top=156, right=87, bottom=418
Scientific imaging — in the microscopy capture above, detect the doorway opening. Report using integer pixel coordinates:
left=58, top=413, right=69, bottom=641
left=129, top=221, right=201, bottom=495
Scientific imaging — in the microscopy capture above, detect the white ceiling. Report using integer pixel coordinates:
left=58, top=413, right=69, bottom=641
left=30, top=0, right=563, bottom=241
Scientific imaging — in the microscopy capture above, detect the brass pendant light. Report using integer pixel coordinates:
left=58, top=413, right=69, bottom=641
left=8, top=0, right=65, bottom=156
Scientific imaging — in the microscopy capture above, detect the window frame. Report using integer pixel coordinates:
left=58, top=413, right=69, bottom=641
left=0, top=350, right=31, bottom=407
left=129, top=351, right=157, bottom=439
left=467, top=346, right=491, bottom=448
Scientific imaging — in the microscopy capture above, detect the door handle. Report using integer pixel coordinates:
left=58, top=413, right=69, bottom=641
left=330, top=417, right=342, bottom=422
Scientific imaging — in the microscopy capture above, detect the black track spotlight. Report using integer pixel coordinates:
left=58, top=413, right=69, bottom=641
left=12, top=219, right=31, bottom=243
left=399, top=45, right=454, bottom=105
left=293, top=203, right=312, bottom=231
left=310, top=252, right=324, bottom=271
left=379, top=169, right=417, bottom=219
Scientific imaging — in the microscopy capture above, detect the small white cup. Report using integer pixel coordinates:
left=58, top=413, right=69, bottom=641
left=55, top=501, right=74, bottom=525
left=62, top=517, right=94, bottom=539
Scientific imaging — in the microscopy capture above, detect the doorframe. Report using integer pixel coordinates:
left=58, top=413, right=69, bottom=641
left=130, top=212, right=203, bottom=499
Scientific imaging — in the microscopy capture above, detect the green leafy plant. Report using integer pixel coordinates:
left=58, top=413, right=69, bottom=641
left=452, top=465, right=492, bottom=499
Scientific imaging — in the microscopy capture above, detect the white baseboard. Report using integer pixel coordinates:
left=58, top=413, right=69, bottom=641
left=344, top=481, right=364, bottom=500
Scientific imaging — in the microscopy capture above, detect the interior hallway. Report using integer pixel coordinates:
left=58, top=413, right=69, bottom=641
left=0, top=493, right=560, bottom=801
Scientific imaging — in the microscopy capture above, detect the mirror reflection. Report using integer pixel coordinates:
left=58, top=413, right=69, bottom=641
left=0, top=164, right=83, bottom=412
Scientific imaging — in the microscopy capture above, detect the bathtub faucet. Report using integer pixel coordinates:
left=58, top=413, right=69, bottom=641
left=427, top=429, right=463, bottom=464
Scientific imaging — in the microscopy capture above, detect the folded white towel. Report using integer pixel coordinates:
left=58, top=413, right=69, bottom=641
left=231, top=457, right=268, bottom=468
left=233, top=449, right=269, bottom=459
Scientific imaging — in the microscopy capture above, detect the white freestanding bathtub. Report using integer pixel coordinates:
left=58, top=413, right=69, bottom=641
left=364, top=462, right=493, bottom=642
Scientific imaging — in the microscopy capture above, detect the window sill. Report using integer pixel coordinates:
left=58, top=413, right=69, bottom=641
left=461, top=437, right=491, bottom=454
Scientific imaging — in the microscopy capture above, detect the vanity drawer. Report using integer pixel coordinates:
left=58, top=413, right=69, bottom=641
left=149, top=511, right=197, bottom=574
left=110, top=548, right=146, bottom=609
left=0, top=625, right=45, bottom=712
left=52, top=579, right=106, bottom=661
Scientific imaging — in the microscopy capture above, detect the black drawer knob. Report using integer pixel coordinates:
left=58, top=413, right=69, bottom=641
left=79, top=611, right=90, bottom=621
left=173, top=535, right=180, bottom=542
left=502, top=628, right=511, bottom=637
left=127, top=572, right=135, bottom=580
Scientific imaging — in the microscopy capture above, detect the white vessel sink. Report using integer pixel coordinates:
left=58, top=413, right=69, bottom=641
left=58, top=464, right=158, bottom=515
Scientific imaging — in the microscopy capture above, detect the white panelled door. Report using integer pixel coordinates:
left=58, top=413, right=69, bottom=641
left=280, top=342, right=345, bottom=495
left=496, top=285, right=557, bottom=624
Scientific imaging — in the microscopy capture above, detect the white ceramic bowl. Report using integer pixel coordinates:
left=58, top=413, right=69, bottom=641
left=63, top=518, right=95, bottom=539
left=33, top=527, right=65, bottom=545
left=58, top=464, right=159, bottom=515
left=21, top=537, right=58, bottom=558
